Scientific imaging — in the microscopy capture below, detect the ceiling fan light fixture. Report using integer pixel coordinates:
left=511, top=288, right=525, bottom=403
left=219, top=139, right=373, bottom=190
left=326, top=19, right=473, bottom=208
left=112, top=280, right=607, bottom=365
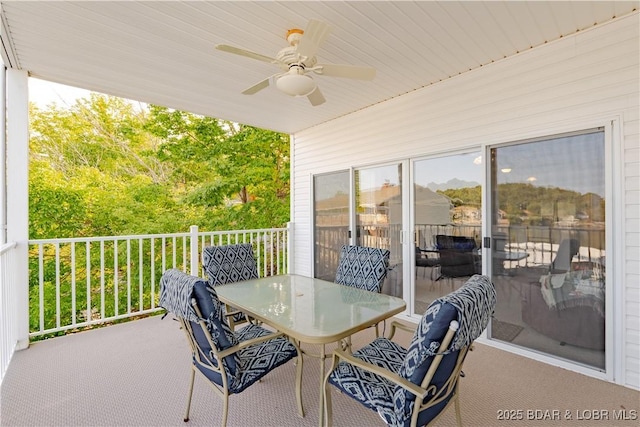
left=276, top=72, right=316, bottom=97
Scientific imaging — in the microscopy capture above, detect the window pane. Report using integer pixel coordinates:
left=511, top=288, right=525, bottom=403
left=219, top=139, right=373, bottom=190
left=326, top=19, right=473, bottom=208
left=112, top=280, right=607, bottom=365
left=313, top=171, right=350, bottom=281
left=355, top=164, right=402, bottom=297
left=490, top=130, right=605, bottom=370
left=413, top=152, right=482, bottom=315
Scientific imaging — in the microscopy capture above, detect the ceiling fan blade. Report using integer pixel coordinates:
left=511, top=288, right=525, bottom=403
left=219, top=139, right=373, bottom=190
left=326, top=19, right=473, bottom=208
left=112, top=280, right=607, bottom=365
left=314, top=63, right=376, bottom=80
left=307, top=86, right=326, bottom=106
left=241, top=77, right=272, bottom=95
left=215, top=44, right=278, bottom=65
left=296, top=20, right=331, bottom=60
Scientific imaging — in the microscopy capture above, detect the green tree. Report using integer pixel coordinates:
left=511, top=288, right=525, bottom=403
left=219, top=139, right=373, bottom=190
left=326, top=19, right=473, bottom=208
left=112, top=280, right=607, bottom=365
left=145, top=106, right=290, bottom=228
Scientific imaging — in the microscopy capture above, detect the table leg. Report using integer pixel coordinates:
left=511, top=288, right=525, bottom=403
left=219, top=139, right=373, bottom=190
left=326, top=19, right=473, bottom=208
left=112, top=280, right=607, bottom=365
left=318, top=343, right=325, bottom=427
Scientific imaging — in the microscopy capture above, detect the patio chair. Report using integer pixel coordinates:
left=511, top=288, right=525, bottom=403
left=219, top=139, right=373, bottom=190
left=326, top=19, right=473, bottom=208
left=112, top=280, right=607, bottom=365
left=159, top=268, right=304, bottom=427
left=202, top=243, right=259, bottom=328
left=335, top=244, right=391, bottom=340
left=323, top=274, right=496, bottom=427
left=335, top=245, right=391, bottom=293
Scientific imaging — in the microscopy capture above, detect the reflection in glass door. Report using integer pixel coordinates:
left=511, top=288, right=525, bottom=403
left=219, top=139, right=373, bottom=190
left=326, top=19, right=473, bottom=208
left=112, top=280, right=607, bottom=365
left=354, top=164, right=403, bottom=298
left=413, top=152, right=482, bottom=315
left=313, top=171, right=350, bottom=281
left=489, top=129, right=606, bottom=370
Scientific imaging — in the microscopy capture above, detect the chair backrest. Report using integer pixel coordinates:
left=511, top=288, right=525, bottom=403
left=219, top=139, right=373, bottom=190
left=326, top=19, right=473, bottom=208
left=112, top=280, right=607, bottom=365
left=393, top=274, right=496, bottom=426
left=159, top=269, right=241, bottom=385
left=334, top=245, right=391, bottom=293
left=202, top=243, right=259, bottom=286
left=550, top=238, right=580, bottom=274
left=435, top=235, right=477, bottom=252
left=435, top=235, right=479, bottom=278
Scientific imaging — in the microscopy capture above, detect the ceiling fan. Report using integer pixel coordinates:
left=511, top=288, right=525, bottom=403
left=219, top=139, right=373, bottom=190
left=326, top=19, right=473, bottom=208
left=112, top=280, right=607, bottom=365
left=215, top=19, right=376, bottom=106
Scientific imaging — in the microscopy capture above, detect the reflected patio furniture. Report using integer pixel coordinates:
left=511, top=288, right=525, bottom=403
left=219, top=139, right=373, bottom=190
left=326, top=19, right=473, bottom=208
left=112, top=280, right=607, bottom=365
left=323, top=274, right=496, bottom=427
left=415, top=245, right=440, bottom=280
left=550, top=238, right=580, bottom=274
left=158, top=269, right=304, bottom=427
left=521, top=269, right=604, bottom=350
left=492, top=231, right=528, bottom=275
left=202, top=243, right=259, bottom=329
left=435, top=235, right=480, bottom=281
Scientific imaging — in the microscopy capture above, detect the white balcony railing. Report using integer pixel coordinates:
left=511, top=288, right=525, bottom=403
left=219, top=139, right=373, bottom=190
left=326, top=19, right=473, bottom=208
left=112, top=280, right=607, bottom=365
left=1, top=241, right=19, bottom=382
left=27, top=225, right=290, bottom=338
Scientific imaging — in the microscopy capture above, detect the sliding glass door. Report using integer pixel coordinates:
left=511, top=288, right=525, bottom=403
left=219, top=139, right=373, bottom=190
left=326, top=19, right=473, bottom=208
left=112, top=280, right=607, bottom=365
left=489, top=129, right=606, bottom=370
left=413, top=152, right=482, bottom=315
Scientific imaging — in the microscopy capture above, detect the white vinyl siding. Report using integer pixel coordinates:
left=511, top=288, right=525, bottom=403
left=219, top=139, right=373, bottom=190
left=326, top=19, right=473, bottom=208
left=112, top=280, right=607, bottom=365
left=291, top=13, right=639, bottom=389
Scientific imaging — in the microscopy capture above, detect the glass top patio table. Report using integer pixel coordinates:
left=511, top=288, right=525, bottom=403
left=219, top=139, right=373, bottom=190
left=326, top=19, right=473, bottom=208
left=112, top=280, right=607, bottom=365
left=215, top=274, right=406, bottom=426
left=214, top=274, right=406, bottom=344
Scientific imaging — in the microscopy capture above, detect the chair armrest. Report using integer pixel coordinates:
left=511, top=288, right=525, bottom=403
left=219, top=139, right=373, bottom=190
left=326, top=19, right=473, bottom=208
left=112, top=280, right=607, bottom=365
left=217, top=331, right=288, bottom=358
left=387, top=320, right=416, bottom=340
left=331, top=349, right=428, bottom=399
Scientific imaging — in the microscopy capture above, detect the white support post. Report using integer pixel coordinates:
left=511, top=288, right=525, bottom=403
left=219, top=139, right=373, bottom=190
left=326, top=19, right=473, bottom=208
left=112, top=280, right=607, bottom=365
left=189, top=225, right=199, bottom=276
left=6, top=69, right=29, bottom=350
left=287, top=221, right=293, bottom=274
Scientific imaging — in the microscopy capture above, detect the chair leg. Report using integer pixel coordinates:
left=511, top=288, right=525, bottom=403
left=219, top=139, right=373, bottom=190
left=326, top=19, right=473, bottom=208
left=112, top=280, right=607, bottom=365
left=324, top=381, right=333, bottom=427
left=184, top=368, right=196, bottom=422
left=221, top=392, right=229, bottom=427
left=295, top=352, right=304, bottom=417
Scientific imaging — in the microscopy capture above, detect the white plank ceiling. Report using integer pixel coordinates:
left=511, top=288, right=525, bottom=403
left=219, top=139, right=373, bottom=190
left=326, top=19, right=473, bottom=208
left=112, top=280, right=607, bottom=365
left=0, top=1, right=637, bottom=134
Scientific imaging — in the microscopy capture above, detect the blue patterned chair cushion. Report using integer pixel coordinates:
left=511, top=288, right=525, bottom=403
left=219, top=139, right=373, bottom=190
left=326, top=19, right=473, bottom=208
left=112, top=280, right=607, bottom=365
left=159, top=269, right=298, bottom=394
left=202, top=244, right=259, bottom=285
left=196, top=321, right=298, bottom=394
left=202, top=244, right=259, bottom=322
left=335, top=245, right=391, bottom=293
left=383, top=302, right=459, bottom=426
left=328, top=337, right=407, bottom=413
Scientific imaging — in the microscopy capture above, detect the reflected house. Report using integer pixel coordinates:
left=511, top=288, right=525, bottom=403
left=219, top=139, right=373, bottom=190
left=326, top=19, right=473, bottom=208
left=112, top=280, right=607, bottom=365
left=395, top=186, right=451, bottom=226
left=359, top=184, right=452, bottom=235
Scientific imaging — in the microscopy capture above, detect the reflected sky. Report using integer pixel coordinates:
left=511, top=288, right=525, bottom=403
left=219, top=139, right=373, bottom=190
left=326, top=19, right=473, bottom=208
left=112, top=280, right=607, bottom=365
left=415, top=152, right=482, bottom=188
left=495, top=131, right=604, bottom=196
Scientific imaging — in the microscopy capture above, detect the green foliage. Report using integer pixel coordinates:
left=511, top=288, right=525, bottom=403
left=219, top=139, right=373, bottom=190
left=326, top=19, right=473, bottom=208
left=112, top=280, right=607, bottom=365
left=28, top=92, right=291, bottom=337
left=29, top=95, right=290, bottom=238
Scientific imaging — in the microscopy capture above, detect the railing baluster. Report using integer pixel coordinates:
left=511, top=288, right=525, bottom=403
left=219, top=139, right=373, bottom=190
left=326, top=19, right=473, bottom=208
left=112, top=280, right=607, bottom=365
left=150, top=237, right=155, bottom=309
left=139, top=238, right=144, bottom=311
left=38, top=244, right=44, bottom=333
left=55, top=243, right=60, bottom=329
left=127, top=239, right=131, bottom=314
left=86, top=242, right=91, bottom=324
left=114, top=239, right=119, bottom=317
left=100, top=240, right=105, bottom=319
left=172, top=236, right=177, bottom=270
left=71, top=242, right=76, bottom=326
left=161, top=237, right=166, bottom=273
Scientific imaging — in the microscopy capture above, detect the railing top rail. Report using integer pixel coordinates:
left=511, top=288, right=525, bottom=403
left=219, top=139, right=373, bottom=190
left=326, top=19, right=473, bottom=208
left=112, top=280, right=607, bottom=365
left=198, top=227, right=288, bottom=235
left=28, top=227, right=289, bottom=245
left=0, top=241, right=17, bottom=255
left=29, top=233, right=190, bottom=245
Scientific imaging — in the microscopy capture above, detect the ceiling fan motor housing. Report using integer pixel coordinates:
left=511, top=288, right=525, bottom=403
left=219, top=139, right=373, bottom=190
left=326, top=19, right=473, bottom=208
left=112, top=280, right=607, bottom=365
left=277, top=46, right=317, bottom=68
